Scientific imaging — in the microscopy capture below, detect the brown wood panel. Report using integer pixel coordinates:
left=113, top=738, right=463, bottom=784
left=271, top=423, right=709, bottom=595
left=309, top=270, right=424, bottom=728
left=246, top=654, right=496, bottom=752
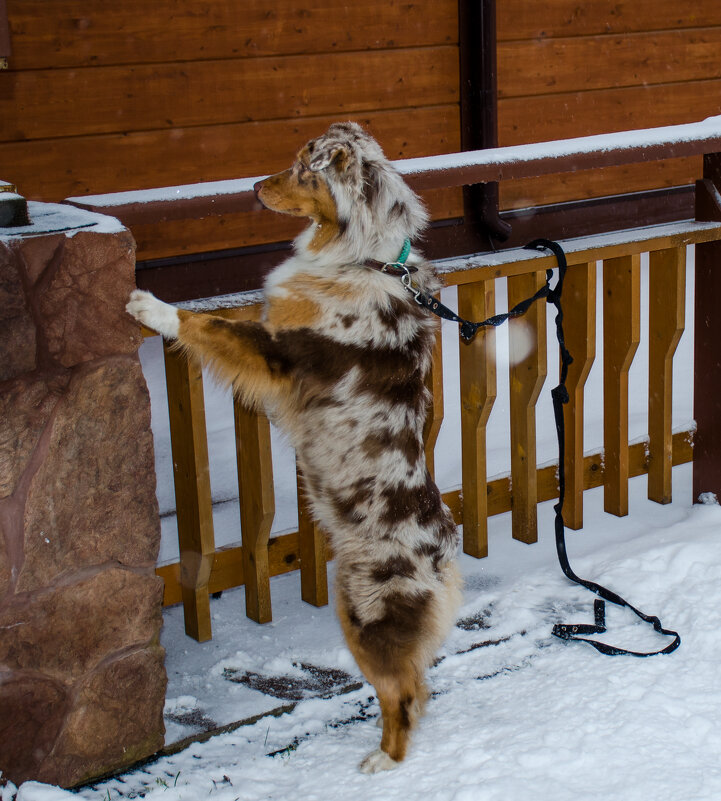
left=648, top=247, right=686, bottom=504
left=561, top=262, right=596, bottom=530
left=130, top=187, right=463, bottom=261
left=9, top=105, right=460, bottom=201
left=7, top=0, right=459, bottom=70
left=500, top=157, right=699, bottom=211
left=0, top=46, right=459, bottom=142
left=499, top=79, right=721, bottom=147
left=458, top=279, right=496, bottom=558
left=507, top=271, right=547, bottom=544
left=499, top=28, right=721, bottom=99
left=602, top=254, right=641, bottom=516
left=498, top=0, right=721, bottom=40
left=163, top=344, right=215, bottom=642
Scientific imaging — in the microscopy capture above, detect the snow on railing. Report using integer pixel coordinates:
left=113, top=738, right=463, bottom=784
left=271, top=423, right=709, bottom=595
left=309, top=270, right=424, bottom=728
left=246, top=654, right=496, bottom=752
left=64, top=115, right=721, bottom=225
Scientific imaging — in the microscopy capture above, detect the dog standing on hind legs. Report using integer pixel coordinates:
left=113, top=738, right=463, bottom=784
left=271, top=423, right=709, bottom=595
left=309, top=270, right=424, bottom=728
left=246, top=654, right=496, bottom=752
left=127, top=122, right=462, bottom=772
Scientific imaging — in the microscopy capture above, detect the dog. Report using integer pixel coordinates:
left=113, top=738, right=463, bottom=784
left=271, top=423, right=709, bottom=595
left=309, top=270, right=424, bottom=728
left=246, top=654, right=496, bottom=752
left=127, top=122, right=462, bottom=773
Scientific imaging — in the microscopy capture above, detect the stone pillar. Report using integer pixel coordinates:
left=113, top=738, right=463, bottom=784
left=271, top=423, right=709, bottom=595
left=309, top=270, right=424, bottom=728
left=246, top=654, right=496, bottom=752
left=0, top=202, right=166, bottom=787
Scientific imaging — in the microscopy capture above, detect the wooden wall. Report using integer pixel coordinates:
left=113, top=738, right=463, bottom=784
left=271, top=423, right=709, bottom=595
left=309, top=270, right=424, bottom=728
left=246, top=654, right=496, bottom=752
left=497, top=0, right=721, bottom=211
left=1, top=0, right=461, bottom=259
left=3, top=0, right=721, bottom=259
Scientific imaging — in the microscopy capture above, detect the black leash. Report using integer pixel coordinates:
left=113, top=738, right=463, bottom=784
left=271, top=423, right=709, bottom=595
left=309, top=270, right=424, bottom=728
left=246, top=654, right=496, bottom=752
left=405, top=238, right=680, bottom=657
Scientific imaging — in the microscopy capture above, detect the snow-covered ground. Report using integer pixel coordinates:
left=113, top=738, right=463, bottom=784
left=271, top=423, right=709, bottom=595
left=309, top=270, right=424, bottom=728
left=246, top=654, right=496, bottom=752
left=8, top=245, right=721, bottom=801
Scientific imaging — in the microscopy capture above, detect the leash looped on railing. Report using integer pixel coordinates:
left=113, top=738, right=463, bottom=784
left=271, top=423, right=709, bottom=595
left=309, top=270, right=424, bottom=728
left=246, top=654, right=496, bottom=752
left=405, top=238, right=681, bottom=657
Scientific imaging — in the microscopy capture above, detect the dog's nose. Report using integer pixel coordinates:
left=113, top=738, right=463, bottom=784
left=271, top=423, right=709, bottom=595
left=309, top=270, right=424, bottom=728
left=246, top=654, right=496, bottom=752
left=253, top=180, right=266, bottom=210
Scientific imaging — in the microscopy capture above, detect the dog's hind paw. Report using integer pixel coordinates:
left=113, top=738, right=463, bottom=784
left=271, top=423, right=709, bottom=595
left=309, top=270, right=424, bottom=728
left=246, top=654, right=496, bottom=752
left=359, top=749, right=398, bottom=774
left=126, top=290, right=180, bottom=339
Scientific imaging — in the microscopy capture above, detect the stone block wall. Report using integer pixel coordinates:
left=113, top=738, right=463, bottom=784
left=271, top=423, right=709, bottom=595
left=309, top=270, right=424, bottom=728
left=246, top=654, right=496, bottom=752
left=0, top=203, right=166, bottom=787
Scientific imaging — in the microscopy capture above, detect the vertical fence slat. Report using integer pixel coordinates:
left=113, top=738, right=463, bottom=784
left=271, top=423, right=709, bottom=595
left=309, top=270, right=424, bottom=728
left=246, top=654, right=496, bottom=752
left=163, top=344, right=215, bottom=642
left=234, top=400, right=275, bottom=623
left=603, top=254, right=641, bottom=516
left=648, top=247, right=686, bottom=504
left=459, top=280, right=496, bottom=558
left=508, top=271, right=547, bottom=544
left=297, top=461, right=328, bottom=608
left=423, top=320, right=444, bottom=479
left=562, top=262, right=597, bottom=529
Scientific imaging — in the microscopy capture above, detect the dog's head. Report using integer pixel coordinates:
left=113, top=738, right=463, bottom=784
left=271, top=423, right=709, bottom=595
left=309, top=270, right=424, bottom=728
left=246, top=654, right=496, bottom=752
left=255, top=122, right=428, bottom=263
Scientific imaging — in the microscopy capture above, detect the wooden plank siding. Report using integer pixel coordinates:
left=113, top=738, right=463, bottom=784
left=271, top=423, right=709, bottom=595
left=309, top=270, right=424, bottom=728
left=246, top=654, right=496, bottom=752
left=2, top=0, right=461, bottom=259
left=6, top=0, right=458, bottom=69
left=497, top=0, right=721, bottom=210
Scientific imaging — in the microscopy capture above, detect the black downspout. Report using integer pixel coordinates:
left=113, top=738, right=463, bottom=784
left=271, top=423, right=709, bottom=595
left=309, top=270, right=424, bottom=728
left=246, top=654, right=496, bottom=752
left=458, top=0, right=511, bottom=248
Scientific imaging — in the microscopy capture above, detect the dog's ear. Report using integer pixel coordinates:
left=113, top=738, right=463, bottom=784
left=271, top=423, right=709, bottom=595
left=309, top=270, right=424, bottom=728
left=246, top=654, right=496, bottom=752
left=309, top=144, right=350, bottom=173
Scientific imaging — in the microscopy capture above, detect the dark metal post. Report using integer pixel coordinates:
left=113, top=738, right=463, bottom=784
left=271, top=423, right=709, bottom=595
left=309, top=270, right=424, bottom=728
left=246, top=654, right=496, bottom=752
left=458, top=0, right=510, bottom=248
left=693, top=152, right=721, bottom=501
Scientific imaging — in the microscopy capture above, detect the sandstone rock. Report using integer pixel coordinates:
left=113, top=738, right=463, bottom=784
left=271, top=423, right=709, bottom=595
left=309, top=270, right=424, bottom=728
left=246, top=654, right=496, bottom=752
left=0, top=567, right=164, bottom=681
left=0, top=674, right=68, bottom=787
left=18, top=358, right=159, bottom=592
left=45, top=647, right=166, bottom=787
left=0, top=517, right=10, bottom=596
left=16, top=233, right=65, bottom=286
left=0, top=246, right=36, bottom=380
left=0, top=373, right=69, bottom=499
left=34, top=229, right=141, bottom=368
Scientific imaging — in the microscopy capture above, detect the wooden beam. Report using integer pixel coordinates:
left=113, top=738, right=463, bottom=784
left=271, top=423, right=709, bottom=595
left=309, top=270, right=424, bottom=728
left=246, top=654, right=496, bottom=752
left=602, top=254, right=641, bottom=516
left=163, top=344, right=215, bottom=642
left=561, top=261, right=596, bottom=529
left=508, top=271, right=547, bottom=542
left=648, top=247, right=685, bottom=504
left=458, top=279, right=496, bottom=558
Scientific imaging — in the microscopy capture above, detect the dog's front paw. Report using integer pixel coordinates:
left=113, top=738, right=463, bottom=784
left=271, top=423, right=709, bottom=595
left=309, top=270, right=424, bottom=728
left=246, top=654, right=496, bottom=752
left=359, top=749, right=398, bottom=774
left=126, top=290, right=180, bottom=339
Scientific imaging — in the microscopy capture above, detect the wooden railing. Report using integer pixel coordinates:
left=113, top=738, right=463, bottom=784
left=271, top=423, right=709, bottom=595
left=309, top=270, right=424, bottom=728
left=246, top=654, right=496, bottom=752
left=66, top=117, right=721, bottom=642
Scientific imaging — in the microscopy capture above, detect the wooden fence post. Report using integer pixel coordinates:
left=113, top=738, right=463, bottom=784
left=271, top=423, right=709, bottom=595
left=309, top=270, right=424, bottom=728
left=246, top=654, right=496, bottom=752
left=561, top=262, right=597, bottom=529
left=603, top=254, right=641, bottom=516
left=693, top=153, right=721, bottom=501
left=234, top=400, right=275, bottom=624
left=423, top=321, right=445, bottom=479
left=163, top=344, right=215, bottom=642
left=508, top=271, right=547, bottom=543
left=458, top=280, right=496, bottom=558
left=297, top=461, right=328, bottom=608
left=648, top=247, right=685, bottom=504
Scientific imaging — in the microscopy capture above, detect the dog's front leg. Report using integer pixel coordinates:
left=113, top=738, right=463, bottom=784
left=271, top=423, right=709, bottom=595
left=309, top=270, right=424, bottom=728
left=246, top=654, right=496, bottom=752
left=126, top=289, right=181, bottom=339
left=126, top=290, right=288, bottom=409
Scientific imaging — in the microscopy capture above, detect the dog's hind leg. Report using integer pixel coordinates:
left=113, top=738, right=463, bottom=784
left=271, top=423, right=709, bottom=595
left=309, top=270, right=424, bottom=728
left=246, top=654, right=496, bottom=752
left=360, top=667, right=425, bottom=774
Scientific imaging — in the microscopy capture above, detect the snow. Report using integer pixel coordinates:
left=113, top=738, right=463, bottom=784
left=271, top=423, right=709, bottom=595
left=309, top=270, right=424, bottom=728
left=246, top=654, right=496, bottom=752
left=0, top=201, right=125, bottom=241
left=8, top=245, right=721, bottom=801
left=9, top=466, right=721, bottom=801
left=65, top=177, right=262, bottom=210
left=398, top=114, right=721, bottom=177
left=65, top=115, right=721, bottom=211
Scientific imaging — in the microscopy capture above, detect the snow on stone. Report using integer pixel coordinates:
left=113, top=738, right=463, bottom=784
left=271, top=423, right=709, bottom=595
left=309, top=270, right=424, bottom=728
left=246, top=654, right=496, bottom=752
left=0, top=201, right=125, bottom=241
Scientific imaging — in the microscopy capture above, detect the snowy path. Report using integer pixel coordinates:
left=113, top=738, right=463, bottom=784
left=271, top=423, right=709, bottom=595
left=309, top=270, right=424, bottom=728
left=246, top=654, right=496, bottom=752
left=14, top=464, right=721, bottom=801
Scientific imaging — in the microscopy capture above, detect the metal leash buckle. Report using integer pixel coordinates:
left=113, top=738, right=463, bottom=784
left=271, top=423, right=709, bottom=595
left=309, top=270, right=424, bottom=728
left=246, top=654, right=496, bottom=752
left=399, top=265, right=423, bottom=305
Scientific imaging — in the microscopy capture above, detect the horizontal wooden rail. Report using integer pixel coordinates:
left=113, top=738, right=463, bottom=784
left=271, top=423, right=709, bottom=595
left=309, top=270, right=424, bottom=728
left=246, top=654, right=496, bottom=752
left=65, top=116, right=721, bottom=226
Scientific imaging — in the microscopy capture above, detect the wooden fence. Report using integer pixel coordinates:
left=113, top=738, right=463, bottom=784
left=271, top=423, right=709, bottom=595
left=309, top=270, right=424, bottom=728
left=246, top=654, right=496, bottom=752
left=67, top=117, right=721, bottom=642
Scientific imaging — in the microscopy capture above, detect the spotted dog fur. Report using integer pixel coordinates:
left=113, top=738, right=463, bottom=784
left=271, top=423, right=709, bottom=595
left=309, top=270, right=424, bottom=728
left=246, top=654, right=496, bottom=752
left=127, top=122, right=462, bottom=773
